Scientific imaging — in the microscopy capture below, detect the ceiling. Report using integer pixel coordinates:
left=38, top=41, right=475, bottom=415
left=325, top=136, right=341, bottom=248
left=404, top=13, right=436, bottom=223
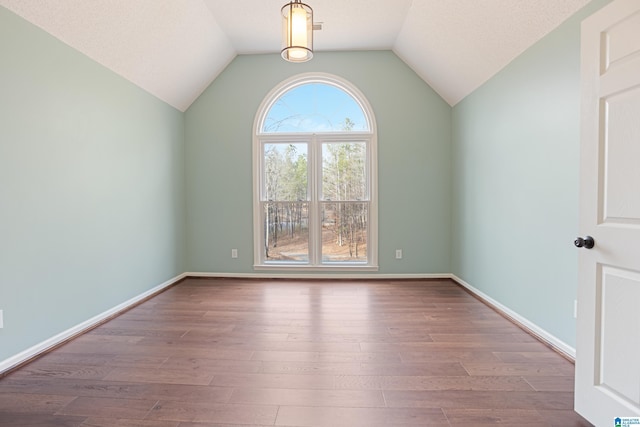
left=1, top=0, right=592, bottom=111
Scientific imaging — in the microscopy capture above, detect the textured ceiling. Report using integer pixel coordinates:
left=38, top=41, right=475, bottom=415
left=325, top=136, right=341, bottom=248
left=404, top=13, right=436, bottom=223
left=395, top=0, right=592, bottom=105
left=0, top=0, right=592, bottom=111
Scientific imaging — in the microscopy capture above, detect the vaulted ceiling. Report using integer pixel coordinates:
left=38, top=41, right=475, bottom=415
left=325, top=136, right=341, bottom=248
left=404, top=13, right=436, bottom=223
left=1, top=0, right=591, bottom=111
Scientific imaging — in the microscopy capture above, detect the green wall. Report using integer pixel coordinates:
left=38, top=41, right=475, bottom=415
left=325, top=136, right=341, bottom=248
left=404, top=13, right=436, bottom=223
left=185, top=51, right=452, bottom=275
left=0, top=7, right=186, bottom=362
left=451, top=0, right=611, bottom=349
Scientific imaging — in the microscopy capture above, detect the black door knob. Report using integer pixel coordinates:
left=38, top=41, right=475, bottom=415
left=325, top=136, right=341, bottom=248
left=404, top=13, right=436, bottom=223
left=574, top=236, right=595, bottom=249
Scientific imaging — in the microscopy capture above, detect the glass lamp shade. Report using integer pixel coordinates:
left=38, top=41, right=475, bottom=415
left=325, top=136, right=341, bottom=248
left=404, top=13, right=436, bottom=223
left=281, top=1, right=313, bottom=62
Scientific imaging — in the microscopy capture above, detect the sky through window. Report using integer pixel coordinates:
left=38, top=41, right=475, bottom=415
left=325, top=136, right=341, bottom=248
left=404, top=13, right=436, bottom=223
left=262, top=83, right=369, bottom=133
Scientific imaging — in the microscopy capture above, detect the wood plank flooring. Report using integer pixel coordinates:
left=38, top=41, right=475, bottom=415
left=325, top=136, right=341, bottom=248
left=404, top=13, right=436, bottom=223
left=0, top=278, right=592, bottom=426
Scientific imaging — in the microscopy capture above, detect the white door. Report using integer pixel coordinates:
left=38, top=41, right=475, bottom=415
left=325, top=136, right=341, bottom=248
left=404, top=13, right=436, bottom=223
left=575, top=0, right=640, bottom=425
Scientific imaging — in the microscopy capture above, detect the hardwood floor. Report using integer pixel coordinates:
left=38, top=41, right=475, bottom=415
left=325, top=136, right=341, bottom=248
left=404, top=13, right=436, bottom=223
left=0, top=278, right=592, bottom=426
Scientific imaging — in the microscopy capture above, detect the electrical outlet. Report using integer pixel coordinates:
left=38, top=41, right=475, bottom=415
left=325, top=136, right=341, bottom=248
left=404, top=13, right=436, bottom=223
left=0, top=310, right=3, bottom=329
left=231, top=249, right=238, bottom=259
left=395, top=249, right=402, bottom=259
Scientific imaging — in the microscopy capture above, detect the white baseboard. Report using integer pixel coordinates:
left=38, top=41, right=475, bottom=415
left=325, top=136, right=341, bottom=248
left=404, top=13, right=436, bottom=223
left=186, top=271, right=452, bottom=280
left=0, top=272, right=187, bottom=375
left=450, top=274, right=576, bottom=360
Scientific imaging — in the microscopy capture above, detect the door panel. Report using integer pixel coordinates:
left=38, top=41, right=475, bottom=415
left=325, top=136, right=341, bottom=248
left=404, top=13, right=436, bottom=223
left=598, top=265, right=640, bottom=406
left=602, top=88, right=640, bottom=223
left=603, top=11, right=640, bottom=69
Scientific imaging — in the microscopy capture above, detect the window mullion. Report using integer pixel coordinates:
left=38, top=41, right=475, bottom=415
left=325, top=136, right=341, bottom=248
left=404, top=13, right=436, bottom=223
left=309, top=135, right=320, bottom=265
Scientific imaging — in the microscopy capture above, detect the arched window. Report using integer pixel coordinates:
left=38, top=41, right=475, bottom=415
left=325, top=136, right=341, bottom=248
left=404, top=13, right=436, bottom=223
left=253, top=73, right=378, bottom=270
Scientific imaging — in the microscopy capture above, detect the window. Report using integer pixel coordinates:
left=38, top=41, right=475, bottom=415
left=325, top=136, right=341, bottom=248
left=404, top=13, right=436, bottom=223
left=253, top=73, right=377, bottom=270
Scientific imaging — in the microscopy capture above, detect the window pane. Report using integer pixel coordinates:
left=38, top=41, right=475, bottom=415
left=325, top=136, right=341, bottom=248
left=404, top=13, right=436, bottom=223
left=263, top=143, right=307, bottom=201
left=264, top=202, right=309, bottom=262
left=263, top=83, right=369, bottom=133
left=321, top=202, right=368, bottom=263
left=322, top=142, right=366, bottom=201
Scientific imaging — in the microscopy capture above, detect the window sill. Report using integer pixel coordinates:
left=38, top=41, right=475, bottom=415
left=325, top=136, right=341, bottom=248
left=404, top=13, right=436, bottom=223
left=253, top=263, right=379, bottom=272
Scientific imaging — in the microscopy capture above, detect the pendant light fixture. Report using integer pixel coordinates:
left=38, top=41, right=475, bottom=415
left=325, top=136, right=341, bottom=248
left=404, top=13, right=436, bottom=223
left=281, top=0, right=313, bottom=62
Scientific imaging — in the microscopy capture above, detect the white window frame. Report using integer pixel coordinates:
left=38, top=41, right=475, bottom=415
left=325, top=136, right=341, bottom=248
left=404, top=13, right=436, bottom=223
left=253, top=73, right=378, bottom=271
